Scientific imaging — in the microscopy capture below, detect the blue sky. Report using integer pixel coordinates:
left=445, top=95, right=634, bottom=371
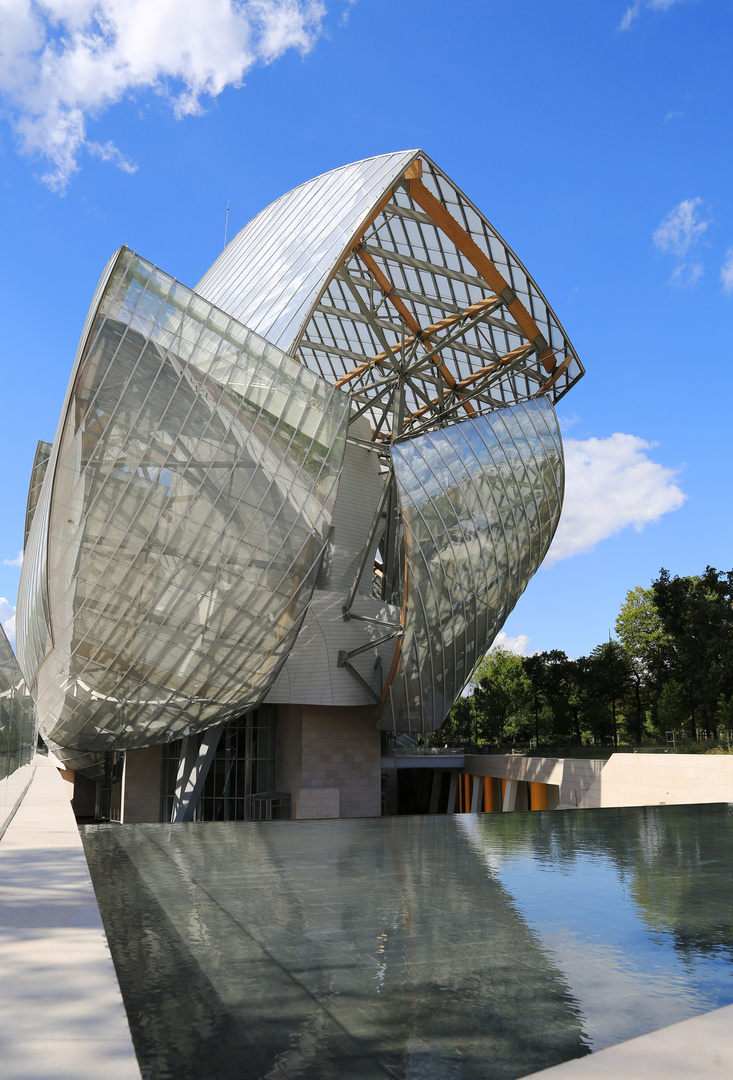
left=1, top=0, right=731, bottom=659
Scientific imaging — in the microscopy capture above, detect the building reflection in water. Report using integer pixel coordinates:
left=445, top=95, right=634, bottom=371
left=81, top=804, right=733, bottom=1080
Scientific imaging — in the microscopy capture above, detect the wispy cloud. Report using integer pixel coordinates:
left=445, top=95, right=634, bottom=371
left=0, top=598, right=16, bottom=651
left=341, top=0, right=357, bottom=27
left=670, top=261, right=703, bottom=287
left=653, top=198, right=709, bottom=256
left=653, top=197, right=710, bottom=285
left=720, top=248, right=733, bottom=294
left=3, top=551, right=23, bottom=568
left=546, top=433, right=685, bottom=564
left=619, top=2, right=642, bottom=30
left=619, top=0, right=693, bottom=32
left=0, top=0, right=327, bottom=192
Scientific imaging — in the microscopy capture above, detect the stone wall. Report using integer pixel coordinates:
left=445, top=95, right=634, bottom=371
left=276, top=704, right=381, bottom=818
left=579, top=753, right=733, bottom=808
left=121, top=745, right=163, bottom=823
left=463, top=754, right=604, bottom=810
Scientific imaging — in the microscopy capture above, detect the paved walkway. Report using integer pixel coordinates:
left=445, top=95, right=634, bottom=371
left=0, top=756, right=140, bottom=1079
left=523, top=1001, right=733, bottom=1079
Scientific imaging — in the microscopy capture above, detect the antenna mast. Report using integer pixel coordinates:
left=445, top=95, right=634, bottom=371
left=224, top=201, right=230, bottom=248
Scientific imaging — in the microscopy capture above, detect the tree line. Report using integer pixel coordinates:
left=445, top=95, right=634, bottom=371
left=436, top=566, right=733, bottom=751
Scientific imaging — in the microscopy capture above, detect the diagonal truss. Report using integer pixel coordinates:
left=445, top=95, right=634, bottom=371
left=293, top=155, right=583, bottom=447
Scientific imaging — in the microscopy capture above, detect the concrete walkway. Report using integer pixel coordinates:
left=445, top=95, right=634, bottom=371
left=0, top=756, right=140, bottom=1079
left=523, top=1001, right=733, bottom=1079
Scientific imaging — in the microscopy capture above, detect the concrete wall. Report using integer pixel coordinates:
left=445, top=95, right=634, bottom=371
left=579, top=753, right=733, bottom=808
left=463, top=755, right=605, bottom=809
left=120, top=746, right=163, bottom=823
left=276, top=704, right=381, bottom=818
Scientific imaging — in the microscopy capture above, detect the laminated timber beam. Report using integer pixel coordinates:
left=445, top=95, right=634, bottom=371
left=353, top=247, right=477, bottom=419
left=406, top=176, right=557, bottom=374
left=333, top=295, right=502, bottom=390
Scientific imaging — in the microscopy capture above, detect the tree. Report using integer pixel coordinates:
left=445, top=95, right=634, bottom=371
left=522, top=650, right=580, bottom=746
left=652, top=567, right=733, bottom=737
left=615, top=586, right=668, bottom=740
left=472, top=647, right=533, bottom=749
left=586, top=640, right=632, bottom=746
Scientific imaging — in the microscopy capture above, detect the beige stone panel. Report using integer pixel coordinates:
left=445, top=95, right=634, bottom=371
left=120, top=745, right=163, bottom=824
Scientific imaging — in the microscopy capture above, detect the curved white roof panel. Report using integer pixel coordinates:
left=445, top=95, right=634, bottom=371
left=197, top=151, right=584, bottom=440
left=196, top=150, right=417, bottom=352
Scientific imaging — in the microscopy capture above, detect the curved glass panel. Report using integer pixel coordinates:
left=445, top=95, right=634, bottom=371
left=0, top=625, right=37, bottom=834
left=23, top=440, right=52, bottom=549
left=196, top=151, right=417, bottom=351
left=379, top=397, right=563, bottom=733
left=20, top=250, right=349, bottom=761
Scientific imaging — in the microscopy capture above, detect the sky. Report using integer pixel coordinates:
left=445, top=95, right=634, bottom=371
left=1, top=0, right=731, bottom=660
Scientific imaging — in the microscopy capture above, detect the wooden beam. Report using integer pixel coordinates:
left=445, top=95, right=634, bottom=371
left=331, top=295, right=501, bottom=389
left=536, top=354, right=573, bottom=395
left=404, top=159, right=423, bottom=180
left=401, top=341, right=539, bottom=429
left=407, top=178, right=557, bottom=374
left=355, top=247, right=476, bottom=417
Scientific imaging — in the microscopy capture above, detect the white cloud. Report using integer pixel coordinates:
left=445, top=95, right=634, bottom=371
left=670, top=261, right=703, bottom=287
left=653, top=197, right=709, bottom=257
left=0, top=598, right=16, bottom=650
left=620, top=0, right=692, bottom=30
left=88, top=139, right=137, bottom=173
left=3, top=551, right=23, bottom=568
left=0, top=0, right=326, bottom=191
left=619, top=2, right=641, bottom=30
left=490, top=632, right=531, bottom=656
left=720, top=248, right=733, bottom=294
left=653, top=198, right=710, bottom=285
left=546, top=433, right=685, bottom=565
left=341, top=0, right=357, bottom=27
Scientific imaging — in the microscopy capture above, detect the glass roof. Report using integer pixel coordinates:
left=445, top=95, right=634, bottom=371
left=196, top=151, right=417, bottom=351
left=197, top=151, right=584, bottom=445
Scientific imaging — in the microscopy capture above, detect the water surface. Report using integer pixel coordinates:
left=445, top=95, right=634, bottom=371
left=82, top=804, right=733, bottom=1079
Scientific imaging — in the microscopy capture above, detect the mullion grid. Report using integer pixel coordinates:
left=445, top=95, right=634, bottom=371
left=70, top=365, right=337, bottom=750
left=451, top=423, right=513, bottom=658
left=94, top=373, right=347, bottom=749
left=426, top=429, right=495, bottom=681
left=118, top=410, right=344, bottom=751
left=403, top=436, right=476, bottom=715
left=51, top=267, right=349, bottom=751
left=60, top=265, right=327, bottom=645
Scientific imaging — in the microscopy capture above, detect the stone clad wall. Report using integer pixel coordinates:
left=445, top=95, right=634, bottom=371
left=121, top=746, right=163, bottom=824
left=579, top=753, right=733, bottom=808
left=463, top=755, right=604, bottom=809
left=277, top=704, right=381, bottom=818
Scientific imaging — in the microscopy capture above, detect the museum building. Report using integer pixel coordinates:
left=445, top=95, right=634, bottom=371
left=14, top=150, right=584, bottom=823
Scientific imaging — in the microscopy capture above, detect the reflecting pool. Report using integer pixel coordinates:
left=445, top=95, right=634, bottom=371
left=81, top=803, right=733, bottom=1080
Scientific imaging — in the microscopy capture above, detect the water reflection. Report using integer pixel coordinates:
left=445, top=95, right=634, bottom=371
left=459, top=803, right=733, bottom=1050
left=83, top=817, right=588, bottom=1079
left=81, top=805, right=733, bottom=1079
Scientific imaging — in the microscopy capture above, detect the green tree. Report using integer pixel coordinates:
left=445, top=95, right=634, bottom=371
left=473, top=647, right=533, bottom=749
left=652, top=567, right=733, bottom=737
left=615, top=586, right=668, bottom=740
left=586, top=640, right=632, bottom=746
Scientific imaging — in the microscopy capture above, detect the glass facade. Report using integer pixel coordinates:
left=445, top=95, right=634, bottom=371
left=161, top=707, right=276, bottom=821
left=380, top=398, right=563, bottom=732
left=0, top=625, right=37, bottom=835
left=17, top=152, right=583, bottom=766
left=18, top=250, right=350, bottom=763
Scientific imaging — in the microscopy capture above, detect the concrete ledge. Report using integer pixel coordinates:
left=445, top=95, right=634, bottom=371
left=579, top=753, right=733, bottom=808
left=0, top=757, right=140, bottom=1079
left=521, top=1001, right=733, bottom=1078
